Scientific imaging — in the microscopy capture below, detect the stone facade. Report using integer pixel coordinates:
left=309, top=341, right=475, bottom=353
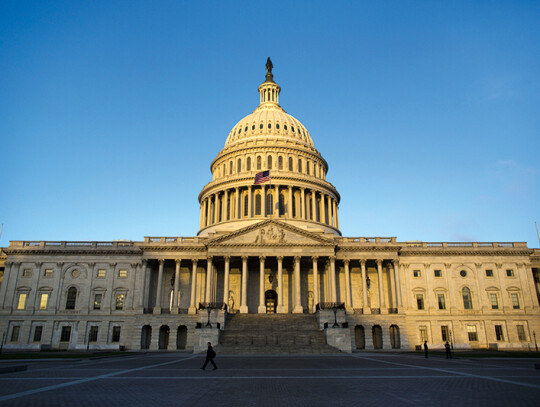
left=1, top=63, right=539, bottom=353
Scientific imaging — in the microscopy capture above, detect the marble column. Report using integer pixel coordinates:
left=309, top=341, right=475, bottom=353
left=224, top=189, right=229, bottom=221
left=394, top=260, right=402, bottom=307
left=293, top=256, right=303, bottom=313
left=329, top=256, right=337, bottom=302
left=276, top=256, right=285, bottom=313
left=388, top=262, right=397, bottom=309
left=223, top=256, right=230, bottom=310
left=377, top=259, right=387, bottom=313
left=344, top=259, right=352, bottom=312
left=139, top=259, right=148, bottom=311
left=327, top=195, right=332, bottom=225
left=361, top=260, right=370, bottom=314
left=332, top=199, right=337, bottom=228
left=205, top=257, right=213, bottom=303
left=172, top=259, right=181, bottom=314
left=335, top=201, right=340, bottom=229
left=288, top=186, right=293, bottom=218
left=213, top=194, right=219, bottom=224
left=312, top=191, right=317, bottom=221
left=188, top=260, right=198, bottom=314
left=240, top=256, right=248, bottom=313
left=235, top=187, right=240, bottom=219
left=153, top=260, right=164, bottom=314
left=258, top=256, right=266, bottom=313
left=312, top=256, right=319, bottom=313
left=300, top=188, right=306, bottom=219
left=319, top=195, right=324, bottom=224
left=248, top=186, right=253, bottom=218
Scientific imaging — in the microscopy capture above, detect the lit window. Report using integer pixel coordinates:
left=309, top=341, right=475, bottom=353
left=434, top=270, right=442, bottom=277
left=60, top=326, right=71, bottom=342
left=467, top=325, right=478, bottom=341
left=97, top=269, right=106, bottom=278
left=517, top=325, right=526, bottom=341
left=416, top=294, right=424, bottom=310
left=413, top=270, right=421, bottom=278
left=506, top=269, right=514, bottom=277
left=17, top=293, right=27, bottom=310
left=490, top=293, right=499, bottom=309
left=495, top=325, right=504, bottom=341
left=89, top=326, right=99, bottom=342
left=112, top=326, right=121, bottom=342
left=485, top=269, right=493, bottom=277
left=118, top=269, right=127, bottom=278
left=462, top=287, right=473, bottom=309
left=115, top=293, right=125, bottom=310
left=39, top=293, right=49, bottom=310
left=511, top=293, right=520, bottom=309
left=65, top=287, right=77, bottom=310
left=10, top=326, right=20, bottom=342
left=44, top=269, right=53, bottom=278
left=437, top=294, right=446, bottom=310
left=419, top=326, right=428, bottom=342
left=33, top=326, right=43, bottom=342
left=441, top=326, right=449, bottom=342
left=94, top=293, right=103, bottom=310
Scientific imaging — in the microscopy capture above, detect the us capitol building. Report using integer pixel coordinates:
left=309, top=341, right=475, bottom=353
left=1, top=60, right=539, bottom=353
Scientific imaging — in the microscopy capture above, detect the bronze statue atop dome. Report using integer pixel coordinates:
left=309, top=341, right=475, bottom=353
left=265, top=57, right=274, bottom=82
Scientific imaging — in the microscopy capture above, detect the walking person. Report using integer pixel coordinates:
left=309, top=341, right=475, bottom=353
left=201, top=342, right=218, bottom=370
left=445, top=341, right=452, bottom=359
left=423, top=340, right=428, bottom=358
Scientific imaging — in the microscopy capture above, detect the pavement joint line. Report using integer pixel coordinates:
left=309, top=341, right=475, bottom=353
left=351, top=354, right=540, bottom=390
left=0, top=355, right=198, bottom=402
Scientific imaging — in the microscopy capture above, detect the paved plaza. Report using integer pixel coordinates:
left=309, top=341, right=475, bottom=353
left=0, top=352, right=539, bottom=406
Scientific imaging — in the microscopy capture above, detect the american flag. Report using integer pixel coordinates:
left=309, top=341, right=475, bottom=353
left=254, top=170, right=270, bottom=184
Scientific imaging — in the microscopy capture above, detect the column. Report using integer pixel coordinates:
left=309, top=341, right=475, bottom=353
left=205, top=257, right=213, bottom=303
left=240, top=256, right=248, bottom=313
left=273, top=185, right=278, bottom=216
left=361, top=260, right=370, bottom=313
left=312, top=257, right=319, bottom=313
left=258, top=256, right=266, bottom=313
left=199, top=201, right=204, bottom=229
left=153, top=259, right=164, bottom=314
left=224, top=189, right=229, bottom=221
left=329, top=256, right=337, bottom=302
left=335, top=201, right=339, bottom=229
left=214, top=194, right=220, bottom=223
left=248, top=186, right=253, bottom=218
left=327, top=195, right=332, bottom=225
left=188, top=260, right=198, bottom=314
left=293, top=256, right=303, bottom=313
left=223, top=256, right=230, bottom=309
left=312, top=191, right=317, bottom=221
left=394, top=260, right=402, bottom=307
left=388, top=262, right=397, bottom=309
left=319, top=194, right=325, bottom=224
left=377, top=259, right=387, bottom=313
left=172, top=259, right=181, bottom=314
left=288, top=186, right=293, bottom=218
left=332, top=199, right=337, bottom=227
left=235, top=187, right=240, bottom=219
left=300, top=188, right=306, bottom=219
left=277, top=256, right=285, bottom=313
left=344, top=259, right=352, bottom=312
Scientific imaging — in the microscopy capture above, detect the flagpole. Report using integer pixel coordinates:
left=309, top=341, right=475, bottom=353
left=268, top=171, right=272, bottom=219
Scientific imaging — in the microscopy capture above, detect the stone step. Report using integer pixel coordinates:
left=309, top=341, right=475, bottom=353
left=215, top=344, right=340, bottom=355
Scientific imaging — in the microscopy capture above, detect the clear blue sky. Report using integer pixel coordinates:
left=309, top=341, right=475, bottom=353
left=1, top=1, right=539, bottom=247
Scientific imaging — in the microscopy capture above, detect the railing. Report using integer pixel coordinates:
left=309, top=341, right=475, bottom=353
left=371, top=308, right=381, bottom=314
left=403, top=241, right=524, bottom=248
left=144, top=236, right=199, bottom=244
left=342, top=237, right=396, bottom=243
left=388, top=308, right=398, bottom=314
left=198, top=302, right=226, bottom=310
left=316, top=302, right=345, bottom=310
left=17, top=241, right=135, bottom=248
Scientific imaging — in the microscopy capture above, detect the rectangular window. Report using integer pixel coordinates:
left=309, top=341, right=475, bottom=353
left=441, top=326, right=449, bottom=342
left=112, top=326, right=121, bottom=342
left=17, top=293, right=27, bottom=310
left=44, top=269, right=53, bottom=278
left=39, top=293, right=49, bottom=310
left=118, top=269, right=127, bottom=278
left=516, top=325, right=526, bottom=341
left=485, top=269, right=493, bottom=277
left=511, top=293, right=520, bottom=309
left=467, top=325, right=478, bottom=342
left=60, top=326, right=71, bottom=342
left=490, top=294, right=499, bottom=309
left=416, top=294, right=424, bottom=310
left=419, top=326, right=428, bottom=342
left=93, top=294, right=103, bottom=310
left=434, top=270, right=442, bottom=277
left=413, top=270, right=421, bottom=278
left=10, top=326, right=20, bottom=342
left=97, top=269, right=106, bottom=278
left=22, top=268, right=32, bottom=278
left=33, top=326, right=43, bottom=342
left=115, top=293, right=125, bottom=310
left=437, top=294, right=446, bottom=310
left=89, top=326, right=99, bottom=342
left=495, top=325, right=504, bottom=341
left=506, top=269, right=514, bottom=277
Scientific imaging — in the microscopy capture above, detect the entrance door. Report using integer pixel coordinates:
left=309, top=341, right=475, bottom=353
left=265, top=290, right=277, bottom=314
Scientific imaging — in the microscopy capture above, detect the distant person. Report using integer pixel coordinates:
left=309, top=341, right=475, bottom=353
left=445, top=341, right=452, bottom=359
left=424, top=341, right=428, bottom=358
left=201, top=342, right=217, bottom=370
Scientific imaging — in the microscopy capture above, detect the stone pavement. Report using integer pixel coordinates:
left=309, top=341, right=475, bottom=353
left=0, top=352, right=539, bottom=406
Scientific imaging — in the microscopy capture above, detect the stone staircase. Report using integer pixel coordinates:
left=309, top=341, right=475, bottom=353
left=216, top=313, right=341, bottom=355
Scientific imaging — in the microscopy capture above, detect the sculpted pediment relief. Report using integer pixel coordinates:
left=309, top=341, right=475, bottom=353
left=207, top=220, right=334, bottom=247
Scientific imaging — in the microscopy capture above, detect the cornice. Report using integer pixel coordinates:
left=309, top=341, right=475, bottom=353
left=400, top=249, right=532, bottom=256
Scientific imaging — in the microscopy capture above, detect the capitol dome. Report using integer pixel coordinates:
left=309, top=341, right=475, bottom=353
left=198, top=59, right=341, bottom=237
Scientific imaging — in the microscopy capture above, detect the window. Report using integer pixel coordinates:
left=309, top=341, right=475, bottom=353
left=247, top=157, right=251, bottom=171
left=495, top=325, right=504, bottom=341
left=33, top=326, right=43, bottom=342
left=485, top=269, right=493, bottom=277
left=259, top=123, right=263, bottom=129
left=112, top=326, right=121, bottom=342
left=419, top=326, right=428, bottom=342
left=489, top=293, right=499, bottom=309
left=115, top=293, right=125, bottom=310
left=39, top=293, right=49, bottom=310
left=10, top=326, right=20, bottom=342
left=238, top=158, right=241, bottom=172
left=511, top=293, right=520, bottom=309
left=65, top=287, right=77, bottom=310
left=22, top=268, right=32, bottom=278
left=229, top=160, right=233, bottom=174
left=298, top=159, right=302, bottom=173
left=441, top=326, right=449, bottom=342
left=89, top=326, right=99, bottom=342
left=118, top=269, right=127, bottom=278
left=416, top=294, right=424, bottom=310
left=434, top=270, right=442, bottom=277
left=306, top=160, right=310, bottom=174
left=257, top=156, right=261, bottom=170
left=462, top=287, right=473, bottom=309
left=413, top=270, right=421, bottom=278
left=60, top=326, right=71, bottom=342
left=97, top=269, right=106, bottom=278
left=279, top=193, right=285, bottom=216
left=506, top=269, right=514, bottom=277
left=288, top=157, right=293, bottom=170
left=460, top=270, right=467, bottom=277
left=516, top=325, right=526, bottom=341
left=94, top=293, right=103, bottom=310
left=267, top=156, right=272, bottom=170
left=437, top=294, right=446, bottom=310
left=251, top=125, right=255, bottom=130
left=276, top=123, right=280, bottom=129
left=17, top=293, right=27, bottom=310
left=255, top=194, right=261, bottom=216
left=268, top=123, right=271, bottom=129
left=278, top=156, right=283, bottom=170
left=44, top=269, right=53, bottom=278
left=244, top=195, right=248, bottom=217
left=467, top=325, right=478, bottom=341
left=266, top=193, right=273, bottom=215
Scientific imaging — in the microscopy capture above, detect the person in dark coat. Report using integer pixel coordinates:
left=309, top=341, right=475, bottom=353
left=445, top=341, right=452, bottom=359
left=201, top=342, right=217, bottom=370
left=423, top=340, right=428, bottom=358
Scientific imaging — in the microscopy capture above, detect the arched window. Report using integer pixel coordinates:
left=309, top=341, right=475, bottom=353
left=355, top=325, right=365, bottom=349
left=266, top=192, right=273, bottom=215
left=66, top=287, right=77, bottom=310
left=244, top=195, right=249, bottom=217
left=288, top=157, right=293, bottom=171
left=267, top=155, right=272, bottom=170
left=390, top=325, right=401, bottom=349
left=255, top=194, right=262, bottom=216
left=229, top=160, right=233, bottom=175
left=278, top=156, right=283, bottom=170
left=462, top=287, right=473, bottom=309
left=247, top=157, right=251, bottom=171
left=279, top=193, right=285, bottom=216
left=298, top=159, right=302, bottom=173
left=292, top=194, right=297, bottom=218
left=237, top=158, right=241, bottom=172
left=257, top=156, right=262, bottom=170
left=372, top=325, right=383, bottom=349
left=306, top=160, right=310, bottom=175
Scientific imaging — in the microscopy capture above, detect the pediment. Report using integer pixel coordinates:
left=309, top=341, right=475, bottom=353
left=207, top=220, right=335, bottom=247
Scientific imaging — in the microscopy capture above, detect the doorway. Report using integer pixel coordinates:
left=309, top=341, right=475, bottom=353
left=159, top=325, right=170, bottom=350
left=265, top=290, right=277, bottom=314
left=141, top=325, right=152, bottom=350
